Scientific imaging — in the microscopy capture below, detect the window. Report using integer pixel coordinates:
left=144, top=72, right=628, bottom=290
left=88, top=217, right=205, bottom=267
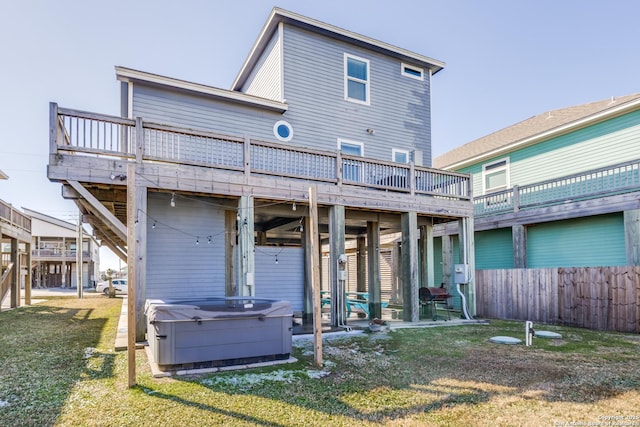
left=273, top=120, right=293, bottom=142
left=344, top=54, right=370, bottom=104
left=338, top=139, right=364, bottom=182
left=392, top=149, right=410, bottom=163
left=401, top=63, right=424, bottom=80
left=482, top=158, right=510, bottom=194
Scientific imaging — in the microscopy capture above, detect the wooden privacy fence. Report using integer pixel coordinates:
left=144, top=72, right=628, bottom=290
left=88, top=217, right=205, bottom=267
left=476, top=266, right=640, bottom=333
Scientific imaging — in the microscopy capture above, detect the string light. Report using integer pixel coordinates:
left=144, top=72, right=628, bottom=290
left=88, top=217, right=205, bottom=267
left=170, top=192, right=176, bottom=208
left=275, top=254, right=278, bottom=264
left=196, top=236, right=200, bottom=245
left=299, top=217, right=304, bottom=232
left=292, top=202, right=296, bottom=211
left=152, top=221, right=157, bottom=229
left=207, top=236, right=212, bottom=244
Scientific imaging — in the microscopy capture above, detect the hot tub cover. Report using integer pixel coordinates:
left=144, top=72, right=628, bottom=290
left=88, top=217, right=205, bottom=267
left=145, top=297, right=291, bottom=323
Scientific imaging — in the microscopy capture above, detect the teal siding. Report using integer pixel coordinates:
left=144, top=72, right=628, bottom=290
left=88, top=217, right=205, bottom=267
left=461, top=110, right=640, bottom=197
left=475, top=228, right=514, bottom=269
left=527, top=213, right=626, bottom=267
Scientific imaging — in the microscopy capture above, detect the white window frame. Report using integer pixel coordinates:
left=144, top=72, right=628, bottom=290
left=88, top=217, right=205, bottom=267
left=392, top=148, right=410, bottom=163
left=482, top=158, right=510, bottom=194
left=401, top=63, right=424, bottom=81
left=344, top=53, right=370, bottom=105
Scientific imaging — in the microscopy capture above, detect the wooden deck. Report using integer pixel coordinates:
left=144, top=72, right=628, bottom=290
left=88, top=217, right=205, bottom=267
left=47, top=103, right=474, bottom=257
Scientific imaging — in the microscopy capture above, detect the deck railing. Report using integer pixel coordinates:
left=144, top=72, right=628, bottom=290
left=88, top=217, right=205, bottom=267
left=0, top=200, right=31, bottom=233
left=474, top=159, right=640, bottom=216
left=51, top=104, right=471, bottom=200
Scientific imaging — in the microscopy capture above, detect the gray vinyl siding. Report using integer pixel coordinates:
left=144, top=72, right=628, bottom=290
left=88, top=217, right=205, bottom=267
left=254, top=246, right=304, bottom=312
left=527, top=213, right=626, bottom=267
left=464, top=110, right=640, bottom=197
left=145, top=192, right=226, bottom=300
left=131, top=84, right=283, bottom=142
left=280, top=24, right=432, bottom=165
left=242, top=31, right=282, bottom=102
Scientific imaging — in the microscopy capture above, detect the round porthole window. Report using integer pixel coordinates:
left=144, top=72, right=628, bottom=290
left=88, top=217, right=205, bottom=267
left=273, top=120, right=294, bottom=142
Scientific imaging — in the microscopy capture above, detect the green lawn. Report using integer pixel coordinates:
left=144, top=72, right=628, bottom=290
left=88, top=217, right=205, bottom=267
left=1, top=296, right=638, bottom=426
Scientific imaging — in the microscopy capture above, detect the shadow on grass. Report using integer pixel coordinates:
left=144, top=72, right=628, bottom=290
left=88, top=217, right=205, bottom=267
left=149, top=322, right=640, bottom=424
left=0, top=299, right=118, bottom=427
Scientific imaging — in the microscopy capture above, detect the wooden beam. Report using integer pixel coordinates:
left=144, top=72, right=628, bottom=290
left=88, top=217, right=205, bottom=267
left=10, top=238, right=18, bottom=308
left=308, top=185, right=322, bottom=367
left=76, top=210, right=83, bottom=298
left=512, top=224, right=527, bottom=268
left=238, top=196, right=255, bottom=296
left=420, top=224, right=435, bottom=287
left=367, top=222, right=381, bottom=319
left=401, top=212, right=419, bottom=322
left=225, top=210, right=237, bottom=296
left=126, top=163, right=137, bottom=388
left=624, top=209, right=640, bottom=266
left=67, top=180, right=127, bottom=242
left=329, top=205, right=345, bottom=327
left=356, top=236, right=366, bottom=295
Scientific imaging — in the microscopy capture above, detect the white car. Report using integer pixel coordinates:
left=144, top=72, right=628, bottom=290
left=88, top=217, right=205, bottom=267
left=95, top=279, right=127, bottom=295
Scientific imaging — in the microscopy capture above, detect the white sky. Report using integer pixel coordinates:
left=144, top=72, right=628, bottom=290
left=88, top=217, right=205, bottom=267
left=1, top=0, right=639, bottom=270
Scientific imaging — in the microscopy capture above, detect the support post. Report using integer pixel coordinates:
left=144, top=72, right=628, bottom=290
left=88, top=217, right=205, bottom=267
left=302, top=217, right=313, bottom=324
left=401, top=211, right=419, bottom=322
left=76, top=210, right=83, bottom=298
left=225, top=210, right=237, bottom=296
left=512, top=224, right=527, bottom=268
left=126, top=162, right=147, bottom=387
left=367, top=221, right=381, bottom=319
left=24, top=242, right=31, bottom=305
left=238, top=196, right=255, bottom=296
left=624, top=209, right=640, bottom=265
left=419, top=223, right=434, bottom=287
left=10, top=238, right=18, bottom=308
left=308, top=186, right=322, bottom=367
left=356, top=236, right=366, bottom=295
left=459, top=217, right=476, bottom=317
left=328, top=205, right=345, bottom=327
left=441, top=234, right=453, bottom=289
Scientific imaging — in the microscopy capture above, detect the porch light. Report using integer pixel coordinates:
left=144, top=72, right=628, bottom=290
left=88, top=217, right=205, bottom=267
left=170, top=193, right=176, bottom=208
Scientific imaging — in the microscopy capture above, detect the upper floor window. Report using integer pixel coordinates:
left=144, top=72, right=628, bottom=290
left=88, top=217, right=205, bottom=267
left=392, top=148, right=410, bottom=163
left=401, top=63, right=424, bottom=80
left=344, top=54, right=370, bottom=105
left=482, top=158, right=510, bottom=194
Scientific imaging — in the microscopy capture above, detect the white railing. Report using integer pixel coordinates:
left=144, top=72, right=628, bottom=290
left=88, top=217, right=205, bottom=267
left=474, top=159, right=640, bottom=215
left=51, top=104, right=471, bottom=201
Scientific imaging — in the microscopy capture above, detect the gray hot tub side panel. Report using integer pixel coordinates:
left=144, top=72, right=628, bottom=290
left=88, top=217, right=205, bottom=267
left=145, top=298, right=293, bottom=366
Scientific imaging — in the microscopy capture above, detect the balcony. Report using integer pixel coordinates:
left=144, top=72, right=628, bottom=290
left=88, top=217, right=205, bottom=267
left=474, top=159, right=640, bottom=217
left=50, top=104, right=471, bottom=202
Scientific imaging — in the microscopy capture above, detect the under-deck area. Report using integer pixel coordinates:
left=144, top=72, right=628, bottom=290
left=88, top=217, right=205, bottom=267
left=47, top=104, right=475, bottom=338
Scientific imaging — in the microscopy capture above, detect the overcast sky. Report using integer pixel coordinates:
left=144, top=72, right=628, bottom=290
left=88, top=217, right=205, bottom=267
left=1, top=0, right=639, bottom=269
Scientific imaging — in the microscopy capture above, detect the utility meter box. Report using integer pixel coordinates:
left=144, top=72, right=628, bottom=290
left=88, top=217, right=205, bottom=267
left=454, top=264, right=470, bottom=284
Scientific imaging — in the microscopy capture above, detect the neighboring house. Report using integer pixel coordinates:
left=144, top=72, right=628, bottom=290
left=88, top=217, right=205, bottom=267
left=22, top=208, right=100, bottom=289
left=1, top=171, right=32, bottom=309
left=434, top=94, right=640, bottom=270
left=46, top=7, right=475, bottom=339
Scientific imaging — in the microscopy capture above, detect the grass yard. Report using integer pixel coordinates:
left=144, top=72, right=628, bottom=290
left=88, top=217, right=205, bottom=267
left=1, top=296, right=639, bottom=426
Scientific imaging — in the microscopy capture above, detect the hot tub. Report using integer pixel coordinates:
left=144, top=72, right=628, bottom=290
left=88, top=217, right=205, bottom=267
left=145, top=297, right=292, bottom=368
